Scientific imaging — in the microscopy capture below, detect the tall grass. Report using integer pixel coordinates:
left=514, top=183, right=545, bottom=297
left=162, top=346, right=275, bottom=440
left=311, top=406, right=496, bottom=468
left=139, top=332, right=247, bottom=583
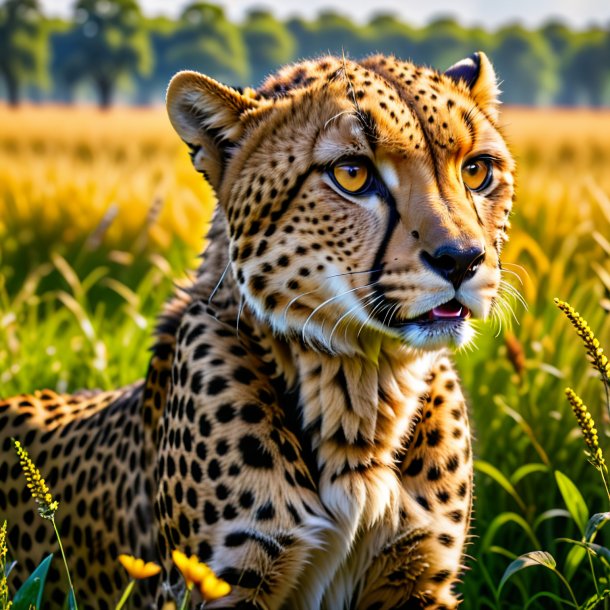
left=1, top=104, right=610, bottom=608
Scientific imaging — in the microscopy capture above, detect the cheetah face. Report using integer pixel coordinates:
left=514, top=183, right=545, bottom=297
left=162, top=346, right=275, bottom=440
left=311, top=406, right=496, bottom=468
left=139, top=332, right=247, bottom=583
left=167, top=53, right=515, bottom=353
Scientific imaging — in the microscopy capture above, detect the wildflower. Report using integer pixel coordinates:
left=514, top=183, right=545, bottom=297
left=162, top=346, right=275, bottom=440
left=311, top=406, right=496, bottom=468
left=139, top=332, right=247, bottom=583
left=565, top=387, right=607, bottom=472
left=116, top=555, right=161, bottom=610
left=555, top=298, right=610, bottom=385
left=172, top=550, right=231, bottom=602
left=12, top=438, right=59, bottom=520
left=118, top=554, right=162, bottom=579
left=12, top=439, right=78, bottom=609
left=0, top=521, right=11, bottom=610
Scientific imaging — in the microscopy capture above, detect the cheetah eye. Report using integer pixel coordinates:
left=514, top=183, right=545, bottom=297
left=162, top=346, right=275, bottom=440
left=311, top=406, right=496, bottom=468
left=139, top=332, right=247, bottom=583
left=461, top=157, right=493, bottom=192
left=331, top=160, right=371, bottom=194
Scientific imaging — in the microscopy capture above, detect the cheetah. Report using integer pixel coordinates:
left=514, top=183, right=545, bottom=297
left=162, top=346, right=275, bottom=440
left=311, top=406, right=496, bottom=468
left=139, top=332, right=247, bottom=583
left=0, top=51, right=515, bottom=609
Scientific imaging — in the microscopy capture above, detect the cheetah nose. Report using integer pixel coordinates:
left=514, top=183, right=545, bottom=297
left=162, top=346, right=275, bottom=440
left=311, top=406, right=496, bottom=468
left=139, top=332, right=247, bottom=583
left=421, top=243, right=485, bottom=289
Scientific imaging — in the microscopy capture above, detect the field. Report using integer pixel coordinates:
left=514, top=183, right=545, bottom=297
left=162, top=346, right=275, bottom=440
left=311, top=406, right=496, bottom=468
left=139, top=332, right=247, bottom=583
left=1, top=104, right=610, bottom=609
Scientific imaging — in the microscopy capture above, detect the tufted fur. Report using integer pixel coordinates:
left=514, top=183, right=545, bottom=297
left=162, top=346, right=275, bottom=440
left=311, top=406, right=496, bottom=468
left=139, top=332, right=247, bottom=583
left=1, top=52, right=515, bottom=609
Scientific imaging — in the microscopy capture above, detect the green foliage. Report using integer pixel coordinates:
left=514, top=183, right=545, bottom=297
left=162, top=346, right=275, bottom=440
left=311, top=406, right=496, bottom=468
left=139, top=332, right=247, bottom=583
left=0, top=0, right=48, bottom=105
left=492, top=24, right=558, bottom=105
left=54, top=0, right=152, bottom=107
left=242, top=9, right=296, bottom=86
left=2, top=2, right=610, bottom=105
left=168, top=2, right=248, bottom=87
left=11, top=553, right=53, bottom=610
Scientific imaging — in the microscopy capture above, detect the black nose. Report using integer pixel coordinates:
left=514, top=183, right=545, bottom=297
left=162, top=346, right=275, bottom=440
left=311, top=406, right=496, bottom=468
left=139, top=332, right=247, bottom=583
left=421, top=244, right=485, bottom=288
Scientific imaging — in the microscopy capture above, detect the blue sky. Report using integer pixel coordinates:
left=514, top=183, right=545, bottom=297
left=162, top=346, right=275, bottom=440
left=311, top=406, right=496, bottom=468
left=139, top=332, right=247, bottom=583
left=41, top=0, right=610, bottom=28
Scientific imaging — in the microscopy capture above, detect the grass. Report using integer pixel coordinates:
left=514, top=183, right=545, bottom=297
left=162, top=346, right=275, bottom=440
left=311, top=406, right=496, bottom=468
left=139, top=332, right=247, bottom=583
left=1, top=104, right=610, bottom=609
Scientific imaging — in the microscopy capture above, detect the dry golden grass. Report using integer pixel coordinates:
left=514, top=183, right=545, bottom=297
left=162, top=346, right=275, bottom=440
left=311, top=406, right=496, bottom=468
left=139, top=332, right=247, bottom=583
left=0, top=104, right=214, bottom=255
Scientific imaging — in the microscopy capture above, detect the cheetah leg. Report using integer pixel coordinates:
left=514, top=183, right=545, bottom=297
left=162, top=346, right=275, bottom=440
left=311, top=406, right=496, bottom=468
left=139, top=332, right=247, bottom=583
left=152, top=310, right=329, bottom=609
left=357, top=356, right=473, bottom=610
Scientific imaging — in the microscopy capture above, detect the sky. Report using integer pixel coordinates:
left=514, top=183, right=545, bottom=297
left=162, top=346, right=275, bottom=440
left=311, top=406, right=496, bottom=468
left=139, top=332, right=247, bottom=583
left=40, top=0, right=610, bottom=29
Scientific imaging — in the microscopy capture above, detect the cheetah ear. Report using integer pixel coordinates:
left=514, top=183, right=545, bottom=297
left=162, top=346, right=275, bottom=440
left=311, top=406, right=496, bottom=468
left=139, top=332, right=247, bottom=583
left=444, top=52, right=500, bottom=120
left=166, top=70, right=261, bottom=188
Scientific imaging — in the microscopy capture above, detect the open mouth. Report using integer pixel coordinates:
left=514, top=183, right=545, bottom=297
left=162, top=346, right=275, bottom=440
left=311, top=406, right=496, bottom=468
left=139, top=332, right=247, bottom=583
left=390, top=299, right=471, bottom=327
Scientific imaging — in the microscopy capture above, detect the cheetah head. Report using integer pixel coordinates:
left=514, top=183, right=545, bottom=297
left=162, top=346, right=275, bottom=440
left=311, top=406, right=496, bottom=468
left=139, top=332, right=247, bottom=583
left=167, top=53, right=515, bottom=354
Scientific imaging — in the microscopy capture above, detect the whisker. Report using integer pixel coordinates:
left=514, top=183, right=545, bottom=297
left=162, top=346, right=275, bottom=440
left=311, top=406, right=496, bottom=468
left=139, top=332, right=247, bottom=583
left=281, top=267, right=381, bottom=322
left=236, top=295, right=245, bottom=338
left=209, top=261, right=231, bottom=303
left=302, top=280, right=380, bottom=343
left=357, top=294, right=386, bottom=338
left=328, top=291, right=377, bottom=347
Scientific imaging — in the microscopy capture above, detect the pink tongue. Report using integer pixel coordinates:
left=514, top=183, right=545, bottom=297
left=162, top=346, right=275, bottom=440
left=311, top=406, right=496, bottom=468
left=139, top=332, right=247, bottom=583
left=431, top=302, right=464, bottom=318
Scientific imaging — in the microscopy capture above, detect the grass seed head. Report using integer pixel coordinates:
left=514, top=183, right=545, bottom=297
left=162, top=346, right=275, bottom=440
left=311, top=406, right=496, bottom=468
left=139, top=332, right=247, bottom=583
left=555, top=298, right=610, bottom=384
left=565, top=387, right=607, bottom=471
left=12, top=438, right=59, bottom=520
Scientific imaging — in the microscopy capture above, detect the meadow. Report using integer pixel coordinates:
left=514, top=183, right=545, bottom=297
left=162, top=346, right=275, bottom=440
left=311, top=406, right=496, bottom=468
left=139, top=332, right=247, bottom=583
left=1, top=104, right=610, bottom=609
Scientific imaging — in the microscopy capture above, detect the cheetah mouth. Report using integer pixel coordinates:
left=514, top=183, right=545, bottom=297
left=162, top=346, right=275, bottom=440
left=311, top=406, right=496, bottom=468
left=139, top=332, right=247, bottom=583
left=390, top=299, right=471, bottom=327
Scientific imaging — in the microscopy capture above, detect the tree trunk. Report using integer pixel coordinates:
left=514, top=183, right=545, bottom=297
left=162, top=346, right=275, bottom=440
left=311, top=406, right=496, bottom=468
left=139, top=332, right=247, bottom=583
left=97, top=77, right=114, bottom=110
left=5, top=71, right=19, bottom=107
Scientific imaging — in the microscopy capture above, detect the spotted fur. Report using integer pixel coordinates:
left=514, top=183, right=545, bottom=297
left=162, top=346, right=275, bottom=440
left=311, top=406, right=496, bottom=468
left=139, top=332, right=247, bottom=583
left=1, top=52, right=515, bottom=609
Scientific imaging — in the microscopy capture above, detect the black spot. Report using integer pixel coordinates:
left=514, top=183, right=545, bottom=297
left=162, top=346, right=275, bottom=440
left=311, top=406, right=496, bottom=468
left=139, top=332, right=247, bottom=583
left=218, top=567, right=263, bottom=590
left=427, top=429, right=442, bottom=447
left=405, top=458, right=423, bottom=476
left=427, top=465, right=441, bottom=481
left=432, top=569, right=451, bottom=583
left=216, top=404, right=235, bottom=423
left=449, top=510, right=463, bottom=522
left=204, top=501, right=219, bottom=525
left=241, top=403, right=265, bottom=423
left=239, top=491, right=254, bottom=509
left=447, top=454, right=460, bottom=472
left=416, top=496, right=430, bottom=511
left=239, top=435, right=273, bottom=469
left=436, top=490, right=450, bottom=503
left=191, top=372, right=203, bottom=394
left=208, top=376, right=228, bottom=396
left=256, top=501, right=275, bottom=521
left=234, top=367, right=257, bottom=385
left=438, top=533, right=454, bottom=547
left=208, top=459, right=221, bottom=480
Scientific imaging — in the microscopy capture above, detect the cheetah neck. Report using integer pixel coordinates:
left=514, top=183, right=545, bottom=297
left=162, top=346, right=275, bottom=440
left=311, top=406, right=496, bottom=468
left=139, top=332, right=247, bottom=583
left=292, top=344, right=435, bottom=531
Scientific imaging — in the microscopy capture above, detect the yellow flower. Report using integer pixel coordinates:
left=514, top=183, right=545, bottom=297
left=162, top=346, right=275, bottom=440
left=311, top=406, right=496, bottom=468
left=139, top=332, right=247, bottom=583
left=171, top=550, right=231, bottom=600
left=198, top=571, right=231, bottom=601
left=118, top=554, right=162, bottom=579
left=12, top=438, right=59, bottom=520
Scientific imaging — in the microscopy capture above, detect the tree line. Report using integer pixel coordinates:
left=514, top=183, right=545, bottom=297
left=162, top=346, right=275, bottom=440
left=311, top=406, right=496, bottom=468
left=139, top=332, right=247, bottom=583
left=1, top=0, right=609, bottom=107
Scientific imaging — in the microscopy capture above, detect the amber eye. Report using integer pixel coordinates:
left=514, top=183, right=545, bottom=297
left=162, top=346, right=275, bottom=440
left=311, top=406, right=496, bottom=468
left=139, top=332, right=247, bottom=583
left=331, top=161, right=371, bottom=194
left=461, top=157, right=493, bottom=192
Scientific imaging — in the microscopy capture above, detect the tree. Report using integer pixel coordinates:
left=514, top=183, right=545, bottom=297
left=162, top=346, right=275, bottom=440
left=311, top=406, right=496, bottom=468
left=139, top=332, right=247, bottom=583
left=563, top=30, right=610, bottom=106
left=417, top=17, right=471, bottom=69
left=368, top=13, right=420, bottom=62
left=492, top=24, right=558, bottom=105
left=242, top=10, right=295, bottom=87
left=58, top=0, right=152, bottom=108
left=0, top=0, right=48, bottom=106
left=287, top=12, right=370, bottom=61
left=165, top=3, right=248, bottom=87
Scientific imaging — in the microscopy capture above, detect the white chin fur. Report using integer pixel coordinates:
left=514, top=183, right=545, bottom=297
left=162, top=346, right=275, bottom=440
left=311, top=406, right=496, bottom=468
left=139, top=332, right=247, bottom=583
left=395, top=319, right=476, bottom=350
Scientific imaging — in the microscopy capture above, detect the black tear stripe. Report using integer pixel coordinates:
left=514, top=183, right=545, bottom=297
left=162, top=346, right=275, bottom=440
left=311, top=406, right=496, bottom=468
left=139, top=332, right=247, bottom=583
left=268, top=164, right=321, bottom=224
left=466, top=189, right=485, bottom=229
left=370, top=188, right=400, bottom=297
